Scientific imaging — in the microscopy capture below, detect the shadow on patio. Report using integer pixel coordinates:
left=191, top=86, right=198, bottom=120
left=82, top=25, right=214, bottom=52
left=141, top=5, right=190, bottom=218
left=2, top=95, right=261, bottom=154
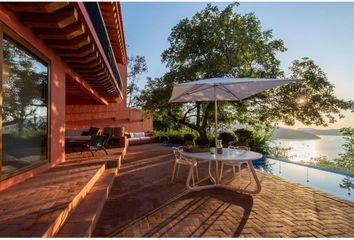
left=93, top=143, right=354, bottom=238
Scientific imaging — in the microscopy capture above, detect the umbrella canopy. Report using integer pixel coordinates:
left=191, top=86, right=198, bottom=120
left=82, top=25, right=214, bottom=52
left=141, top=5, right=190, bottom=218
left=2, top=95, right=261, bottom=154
left=168, top=77, right=303, bottom=146
left=169, top=77, right=303, bottom=103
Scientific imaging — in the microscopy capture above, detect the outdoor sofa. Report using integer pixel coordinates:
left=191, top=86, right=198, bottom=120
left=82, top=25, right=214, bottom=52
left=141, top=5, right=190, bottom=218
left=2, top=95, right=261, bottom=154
left=126, top=132, right=158, bottom=146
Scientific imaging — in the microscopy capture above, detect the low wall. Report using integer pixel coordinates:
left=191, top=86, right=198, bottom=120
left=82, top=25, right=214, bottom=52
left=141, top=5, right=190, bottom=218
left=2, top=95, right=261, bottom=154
left=66, top=104, right=153, bottom=133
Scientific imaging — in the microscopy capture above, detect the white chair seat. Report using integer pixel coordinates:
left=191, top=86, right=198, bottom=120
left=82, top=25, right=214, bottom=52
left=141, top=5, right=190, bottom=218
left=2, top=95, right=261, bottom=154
left=220, top=146, right=251, bottom=181
left=171, top=147, right=199, bottom=186
left=222, top=160, right=242, bottom=166
left=176, top=159, right=197, bottom=166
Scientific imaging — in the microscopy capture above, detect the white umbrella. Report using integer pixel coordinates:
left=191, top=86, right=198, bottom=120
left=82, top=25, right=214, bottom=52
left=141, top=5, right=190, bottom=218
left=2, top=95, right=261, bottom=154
left=168, top=77, right=303, bottom=146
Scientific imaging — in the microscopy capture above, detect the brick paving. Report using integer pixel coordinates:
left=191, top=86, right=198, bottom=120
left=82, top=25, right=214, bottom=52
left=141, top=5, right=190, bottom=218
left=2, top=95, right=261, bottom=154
left=0, top=147, right=123, bottom=237
left=93, top=144, right=354, bottom=237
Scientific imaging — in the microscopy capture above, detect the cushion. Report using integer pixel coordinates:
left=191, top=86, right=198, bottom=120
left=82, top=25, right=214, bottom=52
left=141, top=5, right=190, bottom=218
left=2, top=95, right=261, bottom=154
left=133, top=132, right=145, bottom=138
left=139, top=137, right=150, bottom=140
left=66, top=135, right=91, bottom=142
left=66, top=129, right=87, bottom=136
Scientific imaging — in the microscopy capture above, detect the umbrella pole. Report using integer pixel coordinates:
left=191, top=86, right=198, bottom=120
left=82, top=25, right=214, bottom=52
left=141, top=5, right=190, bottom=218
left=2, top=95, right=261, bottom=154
left=215, top=99, right=218, bottom=147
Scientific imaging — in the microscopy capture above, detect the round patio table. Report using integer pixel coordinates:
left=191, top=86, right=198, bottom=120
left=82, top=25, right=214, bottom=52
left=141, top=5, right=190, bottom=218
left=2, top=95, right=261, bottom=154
left=180, top=148, right=263, bottom=194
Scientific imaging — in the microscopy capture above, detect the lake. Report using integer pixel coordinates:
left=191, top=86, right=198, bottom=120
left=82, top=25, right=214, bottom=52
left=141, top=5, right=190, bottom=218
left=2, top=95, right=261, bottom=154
left=271, top=135, right=346, bottom=162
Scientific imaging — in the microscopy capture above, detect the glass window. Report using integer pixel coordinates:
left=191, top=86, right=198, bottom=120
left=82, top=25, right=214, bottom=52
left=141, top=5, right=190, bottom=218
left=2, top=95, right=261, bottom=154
left=1, top=35, right=49, bottom=180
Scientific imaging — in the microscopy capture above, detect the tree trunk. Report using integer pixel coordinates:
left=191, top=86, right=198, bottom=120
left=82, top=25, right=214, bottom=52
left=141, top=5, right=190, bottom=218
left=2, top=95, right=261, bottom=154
left=197, top=127, right=209, bottom=145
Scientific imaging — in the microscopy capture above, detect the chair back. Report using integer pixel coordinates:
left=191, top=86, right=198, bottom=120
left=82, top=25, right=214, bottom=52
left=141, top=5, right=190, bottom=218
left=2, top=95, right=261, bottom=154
left=88, top=127, right=100, bottom=136
left=89, top=135, right=106, bottom=148
left=103, top=127, right=114, bottom=136
left=228, top=145, right=250, bottom=150
left=172, top=146, right=195, bottom=165
left=102, top=132, right=112, bottom=147
left=172, top=146, right=182, bottom=160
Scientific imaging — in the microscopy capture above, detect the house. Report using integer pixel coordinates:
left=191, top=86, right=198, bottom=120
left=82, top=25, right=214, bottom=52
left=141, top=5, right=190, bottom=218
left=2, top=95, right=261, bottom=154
left=0, top=2, right=152, bottom=190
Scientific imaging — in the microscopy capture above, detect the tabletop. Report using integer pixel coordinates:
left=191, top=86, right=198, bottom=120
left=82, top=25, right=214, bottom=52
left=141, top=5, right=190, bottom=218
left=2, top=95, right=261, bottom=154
left=180, top=148, right=263, bottom=162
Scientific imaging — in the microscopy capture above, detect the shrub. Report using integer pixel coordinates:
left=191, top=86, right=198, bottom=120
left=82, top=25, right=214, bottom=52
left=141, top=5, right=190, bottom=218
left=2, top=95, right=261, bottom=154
left=184, top=133, right=196, bottom=145
left=184, top=133, right=195, bottom=141
left=249, top=130, right=271, bottom=154
left=153, top=128, right=198, bottom=144
left=218, top=131, right=236, bottom=146
left=234, top=128, right=253, bottom=143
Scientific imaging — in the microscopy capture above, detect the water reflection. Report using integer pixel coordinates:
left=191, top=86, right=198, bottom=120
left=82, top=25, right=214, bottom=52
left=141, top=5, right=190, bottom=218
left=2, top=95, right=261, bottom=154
left=271, top=135, right=346, bottom=162
left=339, top=177, right=354, bottom=196
left=254, top=158, right=354, bottom=202
left=1, top=35, right=48, bottom=179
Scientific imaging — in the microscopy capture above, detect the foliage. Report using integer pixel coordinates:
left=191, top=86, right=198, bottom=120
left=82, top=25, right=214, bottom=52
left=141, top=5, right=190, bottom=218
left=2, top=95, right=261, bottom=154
left=334, top=128, right=354, bottom=173
left=153, top=120, right=173, bottom=131
left=269, top=146, right=291, bottom=159
left=248, top=129, right=272, bottom=154
left=127, top=56, right=148, bottom=108
left=184, top=133, right=196, bottom=141
left=3, top=38, right=48, bottom=134
left=218, top=131, right=237, bottom=146
left=234, top=128, right=253, bottom=143
left=259, top=58, right=354, bottom=126
left=153, top=128, right=198, bottom=144
left=137, top=3, right=354, bottom=143
left=304, top=156, right=342, bottom=171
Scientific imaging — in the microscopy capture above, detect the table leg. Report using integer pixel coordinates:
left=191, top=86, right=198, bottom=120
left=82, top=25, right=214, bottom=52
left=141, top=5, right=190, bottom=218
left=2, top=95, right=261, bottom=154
left=215, top=159, right=219, bottom=184
left=220, top=160, right=262, bottom=194
left=186, top=165, right=218, bottom=191
left=208, top=160, right=216, bottom=183
left=185, top=159, right=261, bottom=194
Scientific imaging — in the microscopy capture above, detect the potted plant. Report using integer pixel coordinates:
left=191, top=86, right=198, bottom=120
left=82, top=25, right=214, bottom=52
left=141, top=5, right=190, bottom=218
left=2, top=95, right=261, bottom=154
left=234, top=129, right=253, bottom=147
left=218, top=131, right=237, bottom=147
left=184, top=133, right=196, bottom=146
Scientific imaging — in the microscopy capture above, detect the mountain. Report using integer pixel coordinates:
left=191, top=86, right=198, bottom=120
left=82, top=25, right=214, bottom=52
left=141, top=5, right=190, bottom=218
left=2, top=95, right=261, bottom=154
left=271, top=128, right=320, bottom=140
left=298, top=128, right=341, bottom=136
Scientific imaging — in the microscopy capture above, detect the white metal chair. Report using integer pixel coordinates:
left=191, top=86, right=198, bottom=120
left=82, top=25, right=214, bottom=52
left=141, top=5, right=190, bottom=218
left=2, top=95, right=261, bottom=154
left=171, top=146, right=199, bottom=186
left=219, top=146, right=251, bottom=181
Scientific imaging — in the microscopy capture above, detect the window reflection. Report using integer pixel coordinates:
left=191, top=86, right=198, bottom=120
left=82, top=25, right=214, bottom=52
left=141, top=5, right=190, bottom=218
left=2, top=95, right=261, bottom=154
left=1, top=35, right=48, bottom=179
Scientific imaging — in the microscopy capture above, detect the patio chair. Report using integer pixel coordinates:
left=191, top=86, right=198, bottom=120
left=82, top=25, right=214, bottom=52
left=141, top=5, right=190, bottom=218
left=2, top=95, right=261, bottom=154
left=102, top=128, right=114, bottom=148
left=81, top=127, right=100, bottom=136
left=80, top=135, right=109, bottom=156
left=171, top=146, right=199, bottom=186
left=219, top=146, right=251, bottom=181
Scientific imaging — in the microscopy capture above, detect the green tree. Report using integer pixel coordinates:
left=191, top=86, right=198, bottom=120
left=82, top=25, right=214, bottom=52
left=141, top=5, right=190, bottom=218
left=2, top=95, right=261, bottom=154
left=335, top=128, right=354, bottom=173
left=137, top=3, right=353, bottom=143
left=127, top=55, right=148, bottom=108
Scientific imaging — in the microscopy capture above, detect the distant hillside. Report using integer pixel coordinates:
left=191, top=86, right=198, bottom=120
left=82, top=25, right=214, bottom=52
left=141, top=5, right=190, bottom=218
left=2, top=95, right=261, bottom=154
left=298, top=128, right=341, bottom=136
left=271, top=128, right=320, bottom=140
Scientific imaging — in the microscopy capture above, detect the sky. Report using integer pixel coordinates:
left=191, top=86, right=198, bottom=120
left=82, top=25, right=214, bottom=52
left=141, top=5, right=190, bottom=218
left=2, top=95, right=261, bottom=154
left=121, top=2, right=354, bottom=129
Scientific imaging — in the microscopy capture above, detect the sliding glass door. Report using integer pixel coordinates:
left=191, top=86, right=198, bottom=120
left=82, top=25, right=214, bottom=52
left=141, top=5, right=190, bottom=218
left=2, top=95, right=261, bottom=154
left=0, top=30, right=49, bottom=180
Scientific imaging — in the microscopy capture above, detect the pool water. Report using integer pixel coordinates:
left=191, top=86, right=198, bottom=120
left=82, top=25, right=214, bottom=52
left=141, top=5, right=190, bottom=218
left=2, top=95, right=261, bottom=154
left=253, top=158, right=354, bottom=202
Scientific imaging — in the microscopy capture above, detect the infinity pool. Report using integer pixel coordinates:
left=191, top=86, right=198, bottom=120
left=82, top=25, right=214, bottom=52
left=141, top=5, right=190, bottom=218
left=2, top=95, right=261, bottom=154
left=253, top=158, right=354, bottom=202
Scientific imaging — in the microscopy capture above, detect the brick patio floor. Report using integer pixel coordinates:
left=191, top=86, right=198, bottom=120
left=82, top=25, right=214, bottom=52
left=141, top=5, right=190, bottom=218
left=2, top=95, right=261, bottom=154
left=0, top=147, right=123, bottom=237
left=93, top=144, right=354, bottom=238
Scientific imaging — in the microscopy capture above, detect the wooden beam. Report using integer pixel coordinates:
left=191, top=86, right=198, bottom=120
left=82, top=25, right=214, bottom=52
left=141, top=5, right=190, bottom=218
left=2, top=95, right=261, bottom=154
left=71, top=67, right=105, bottom=76
left=3, top=2, right=69, bottom=13
left=80, top=71, right=109, bottom=80
left=86, top=82, right=113, bottom=88
left=62, top=52, right=99, bottom=63
left=70, top=60, right=103, bottom=70
left=33, top=22, right=85, bottom=40
left=65, top=71, right=108, bottom=105
left=20, top=5, right=78, bottom=29
left=79, top=71, right=108, bottom=79
left=55, top=44, right=95, bottom=57
left=46, top=34, right=90, bottom=50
